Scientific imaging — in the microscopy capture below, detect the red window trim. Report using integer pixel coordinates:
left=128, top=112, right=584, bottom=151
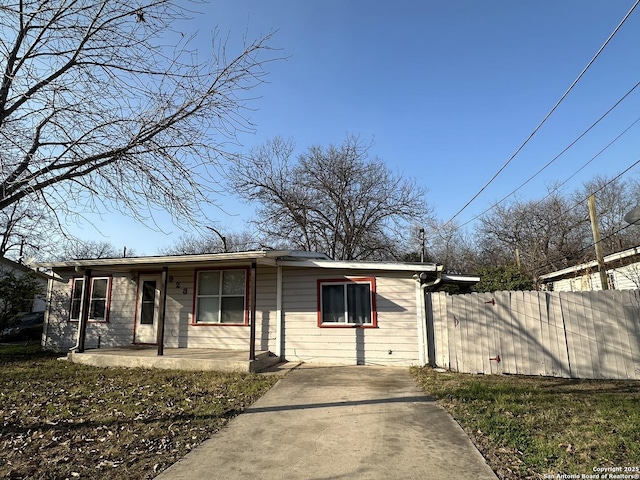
left=68, top=275, right=113, bottom=324
left=317, top=277, right=378, bottom=328
left=191, top=266, right=250, bottom=326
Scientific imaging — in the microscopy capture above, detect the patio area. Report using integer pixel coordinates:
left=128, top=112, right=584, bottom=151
left=65, top=347, right=282, bottom=373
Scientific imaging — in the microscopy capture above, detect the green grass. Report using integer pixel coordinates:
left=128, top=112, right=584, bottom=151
left=411, top=367, right=640, bottom=480
left=0, top=345, right=279, bottom=479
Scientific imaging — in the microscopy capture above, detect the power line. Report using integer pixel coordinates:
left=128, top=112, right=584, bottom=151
left=509, top=158, right=640, bottom=275
left=543, top=157, right=640, bottom=232
left=445, top=0, right=640, bottom=227
left=531, top=217, right=640, bottom=276
left=457, top=82, right=640, bottom=228
left=530, top=115, right=640, bottom=208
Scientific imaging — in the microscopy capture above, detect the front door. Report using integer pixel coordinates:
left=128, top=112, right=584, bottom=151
left=134, top=274, right=161, bottom=344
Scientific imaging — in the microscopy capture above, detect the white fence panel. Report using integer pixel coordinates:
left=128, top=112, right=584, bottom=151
left=428, top=289, right=640, bottom=380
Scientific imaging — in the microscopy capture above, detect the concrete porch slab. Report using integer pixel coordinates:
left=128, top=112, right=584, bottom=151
left=65, top=347, right=281, bottom=373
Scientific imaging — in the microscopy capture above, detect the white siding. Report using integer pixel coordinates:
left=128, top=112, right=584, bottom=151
left=43, top=275, right=76, bottom=351
left=256, top=266, right=278, bottom=352
left=43, top=273, right=137, bottom=351
left=44, top=265, right=279, bottom=354
left=168, top=266, right=277, bottom=350
left=282, top=268, right=420, bottom=366
left=0, top=259, right=48, bottom=312
left=547, top=263, right=640, bottom=292
left=611, top=265, right=640, bottom=290
left=44, top=263, right=424, bottom=365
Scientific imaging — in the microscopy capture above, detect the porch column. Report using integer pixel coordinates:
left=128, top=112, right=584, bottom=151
left=249, top=262, right=257, bottom=361
left=156, top=266, right=168, bottom=356
left=77, top=269, right=92, bottom=353
left=415, top=280, right=426, bottom=366
left=424, top=290, right=437, bottom=368
left=275, top=266, right=283, bottom=359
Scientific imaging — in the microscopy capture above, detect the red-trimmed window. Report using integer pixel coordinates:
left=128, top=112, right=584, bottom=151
left=193, top=268, right=248, bottom=325
left=317, top=278, right=377, bottom=327
left=69, top=277, right=112, bottom=323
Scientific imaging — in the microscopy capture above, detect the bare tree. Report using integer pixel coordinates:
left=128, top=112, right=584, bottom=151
left=1, top=201, right=46, bottom=258
left=56, top=239, right=135, bottom=260
left=575, top=175, right=640, bottom=255
left=425, top=220, right=479, bottom=273
left=471, top=174, right=640, bottom=286
left=158, top=228, right=260, bottom=255
left=0, top=1, right=277, bottom=239
left=476, top=189, right=591, bottom=279
left=228, top=135, right=431, bottom=260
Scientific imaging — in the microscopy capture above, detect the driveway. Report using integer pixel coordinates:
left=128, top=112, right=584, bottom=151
left=156, top=364, right=498, bottom=480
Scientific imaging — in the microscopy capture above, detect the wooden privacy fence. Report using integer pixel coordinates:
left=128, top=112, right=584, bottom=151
left=426, top=290, right=640, bottom=380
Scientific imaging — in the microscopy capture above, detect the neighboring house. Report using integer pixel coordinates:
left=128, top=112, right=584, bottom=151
left=36, top=250, right=477, bottom=367
left=539, top=245, right=640, bottom=292
left=0, top=256, right=49, bottom=313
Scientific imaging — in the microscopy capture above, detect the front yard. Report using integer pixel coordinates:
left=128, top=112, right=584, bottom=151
left=412, top=366, right=640, bottom=479
left=4, top=344, right=639, bottom=480
left=0, top=344, right=278, bottom=479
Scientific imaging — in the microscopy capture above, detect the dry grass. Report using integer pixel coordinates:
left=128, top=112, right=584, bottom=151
left=0, top=344, right=278, bottom=479
left=411, top=366, right=640, bottom=479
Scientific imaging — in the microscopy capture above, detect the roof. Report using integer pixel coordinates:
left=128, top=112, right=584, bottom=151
left=1, top=256, right=54, bottom=281
left=34, top=250, right=442, bottom=274
left=35, top=250, right=325, bottom=271
left=539, top=245, right=640, bottom=282
left=276, top=258, right=440, bottom=272
left=440, top=273, right=480, bottom=285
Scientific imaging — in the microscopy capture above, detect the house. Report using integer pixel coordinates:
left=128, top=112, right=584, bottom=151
left=35, top=250, right=477, bottom=369
left=539, top=245, right=640, bottom=292
left=0, top=256, right=50, bottom=313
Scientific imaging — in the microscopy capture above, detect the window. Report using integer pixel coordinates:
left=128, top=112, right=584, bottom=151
left=140, top=280, right=157, bottom=325
left=194, top=269, right=248, bottom=325
left=69, top=277, right=112, bottom=322
left=317, top=278, right=377, bottom=327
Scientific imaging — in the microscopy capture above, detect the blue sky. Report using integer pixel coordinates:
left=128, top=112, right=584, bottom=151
left=73, top=0, right=640, bottom=255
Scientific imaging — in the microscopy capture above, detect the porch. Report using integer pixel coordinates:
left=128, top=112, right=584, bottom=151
left=65, top=347, right=282, bottom=373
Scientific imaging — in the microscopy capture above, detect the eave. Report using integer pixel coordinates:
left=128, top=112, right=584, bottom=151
left=539, top=246, right=640, bottom=282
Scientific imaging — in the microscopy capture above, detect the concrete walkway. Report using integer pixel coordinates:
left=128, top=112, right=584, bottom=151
left=156, top=364, right=498, bottom=480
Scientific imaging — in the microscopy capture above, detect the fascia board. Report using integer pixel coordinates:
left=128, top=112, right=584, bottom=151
left=35, top=250, right=277, bottom=271
left=539, top=246, right=640, bottom=281
left=276, top=259, right=441, bottom=272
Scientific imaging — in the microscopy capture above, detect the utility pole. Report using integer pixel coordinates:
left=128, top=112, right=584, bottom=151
left=419, top=228, right=425, bottom=263
left=588, top=195, right=609, bottom=290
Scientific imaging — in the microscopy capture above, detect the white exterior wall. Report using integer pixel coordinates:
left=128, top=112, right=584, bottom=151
left=548, top=263, right=640, bottom=292
left=43, top=263, right=424, bottom=364
left=282, top=267, right=421, bottom=366
left=255, top=266, right=278, bottom=352
left=0, top=259, right=48, bottom=312
left=43, top=272, right=137, bottom=351
left=611, top=264, right=640, bottom=290
left=43, top=265, right=278, bottom=353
